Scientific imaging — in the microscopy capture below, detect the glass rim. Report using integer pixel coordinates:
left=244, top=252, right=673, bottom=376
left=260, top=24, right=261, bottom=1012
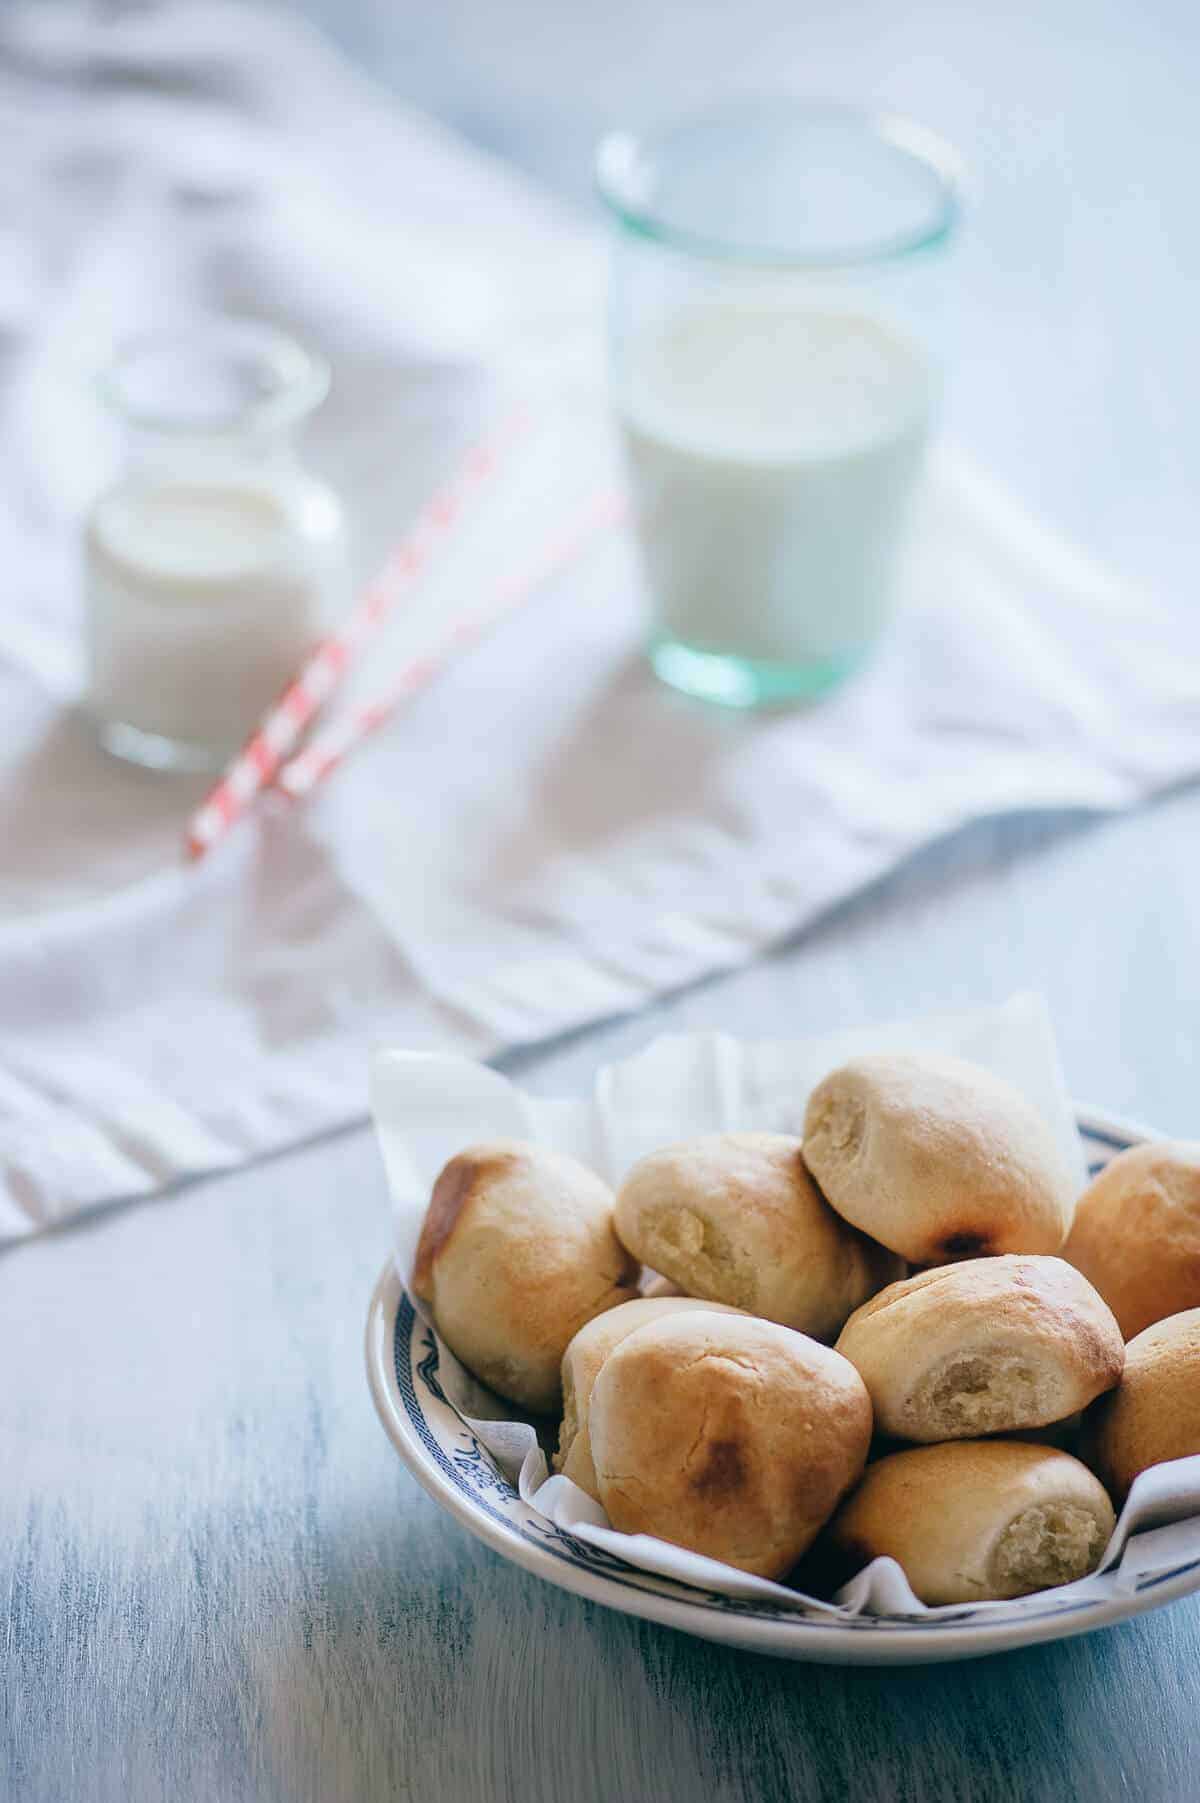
left=97, top=320, right=331, bottom=438
left=595, top=98, right=965, bottom=271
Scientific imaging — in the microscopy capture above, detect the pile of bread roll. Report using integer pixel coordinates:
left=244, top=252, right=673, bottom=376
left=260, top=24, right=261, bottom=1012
left=410, top=1052, right=1200, bottom=1605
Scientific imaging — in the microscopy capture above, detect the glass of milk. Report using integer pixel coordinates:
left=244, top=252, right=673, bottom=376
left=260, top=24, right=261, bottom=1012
left=85, top=322, right=349, bottom=769
left=597, top=100, right=962, bottom=706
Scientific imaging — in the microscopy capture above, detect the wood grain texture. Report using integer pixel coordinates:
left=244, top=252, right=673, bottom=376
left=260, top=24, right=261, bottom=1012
left=5, top=0, right=1200, bottom=1797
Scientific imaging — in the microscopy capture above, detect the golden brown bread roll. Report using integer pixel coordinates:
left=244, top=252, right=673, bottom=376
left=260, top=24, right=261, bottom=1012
left=554, top=1296, right=744, bottom=1499
left=612, top=1132, right=902, bottom=1339
left=835, top=1256, right=1124, bottom=1441
left=588, top=1311, right=872, bottom=1579
left=827, top=1441, right=1115, bottom=1603
left=1083, top=1308, right=1200, bottom=1501
left=1063, top=1142, right=1200, bottom=1339
left=802, top=1053, right=1078, bottom=1263
left=411, top=1139, right=638, bottom=1412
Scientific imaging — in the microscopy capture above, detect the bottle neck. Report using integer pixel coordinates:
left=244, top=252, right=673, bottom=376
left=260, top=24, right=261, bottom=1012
left=120, top=420, right=302, bottom=484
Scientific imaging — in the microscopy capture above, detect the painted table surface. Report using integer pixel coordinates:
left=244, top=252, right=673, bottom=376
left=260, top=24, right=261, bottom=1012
left=5, top=1, right=1200, bottom=1798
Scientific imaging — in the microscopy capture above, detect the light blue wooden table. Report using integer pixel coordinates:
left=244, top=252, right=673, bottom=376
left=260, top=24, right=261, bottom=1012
left=4, top=2, right=1200, bottom=1798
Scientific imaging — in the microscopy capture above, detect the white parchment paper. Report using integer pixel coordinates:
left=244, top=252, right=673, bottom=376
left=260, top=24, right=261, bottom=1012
left=372, top=993, right=1200, bottom=1618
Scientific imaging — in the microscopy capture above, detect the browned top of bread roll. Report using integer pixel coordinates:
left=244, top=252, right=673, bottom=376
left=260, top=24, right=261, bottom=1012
left=826, top=1439, right=1115, bottom=1604
left=1083, top=1307, right=1200, bottom=1501
left=412, top=1139, right=638, bottom=1413
left=835, top=1255, right=1124, bottom=1441
left=802, top=1052, right=1078, bottom=1264
left=613, top=1131, right=901, bottom=1340
left=589, top=1311, right=872, bottom=1580
left=1063, top=1142, right=1200, bottom=1339
left=554, top=1296, right=744, bottom=1499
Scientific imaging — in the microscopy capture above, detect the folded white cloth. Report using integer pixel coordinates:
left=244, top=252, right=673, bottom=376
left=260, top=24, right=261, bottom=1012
left=1, top=4, right=1198, bottom=1237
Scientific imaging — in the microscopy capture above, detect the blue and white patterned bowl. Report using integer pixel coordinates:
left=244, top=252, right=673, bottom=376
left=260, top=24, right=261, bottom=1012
left=365, top=1106, right=1200, bottom=1664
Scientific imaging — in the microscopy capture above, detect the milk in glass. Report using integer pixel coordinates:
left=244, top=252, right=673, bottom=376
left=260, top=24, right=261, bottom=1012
left=621, top=299, right=933, bottom=676
left=86, top=472, right=344, bottom=758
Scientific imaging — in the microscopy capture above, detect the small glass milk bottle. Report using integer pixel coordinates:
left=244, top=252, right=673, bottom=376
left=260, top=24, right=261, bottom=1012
left=84, top=322, right=348, bottom=770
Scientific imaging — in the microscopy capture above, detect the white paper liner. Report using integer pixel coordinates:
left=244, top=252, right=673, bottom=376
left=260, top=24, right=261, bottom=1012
left=372, top=993, right=1200, bottom=1619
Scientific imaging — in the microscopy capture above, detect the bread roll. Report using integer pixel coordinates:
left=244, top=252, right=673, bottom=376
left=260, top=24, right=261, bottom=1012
left=411, top=1140, right=638, bottom=1412
left=802, top=1053, right=1078, bottom=1263
left=835, top=1255, right=1124, bottom=1441
left=1083, top=1308, right=1200, bottom=1501
left=613, top=1132, right=902, bottom=1339
left=827, top=1441, right=1115, bottom=1603
left=1063, top=1142, right=1200, bottom=1339
left=589, top=1312, right=871, bottom=1579
left=554, top=1297, right=744, bottom=1498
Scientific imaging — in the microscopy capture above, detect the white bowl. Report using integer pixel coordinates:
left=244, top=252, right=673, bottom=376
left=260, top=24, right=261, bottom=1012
left=365, top=1106, right=1200, bottom=1664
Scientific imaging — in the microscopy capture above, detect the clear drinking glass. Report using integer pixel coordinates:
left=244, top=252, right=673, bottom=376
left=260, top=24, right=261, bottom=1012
left=597, top=100, right=963, bottom=707
left=84, top=322, right=348, bottom=770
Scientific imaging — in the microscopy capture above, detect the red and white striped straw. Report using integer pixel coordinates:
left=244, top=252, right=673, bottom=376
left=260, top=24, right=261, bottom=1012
left=275, top=485, right=626, bottom=801
left=184, top=408, right=530, bottom=860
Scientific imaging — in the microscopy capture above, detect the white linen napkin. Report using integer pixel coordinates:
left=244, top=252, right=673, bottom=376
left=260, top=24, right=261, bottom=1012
left=2, top=5, right=1199, bottom=1237
left=372, top=997, right=1200, bottom=1618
